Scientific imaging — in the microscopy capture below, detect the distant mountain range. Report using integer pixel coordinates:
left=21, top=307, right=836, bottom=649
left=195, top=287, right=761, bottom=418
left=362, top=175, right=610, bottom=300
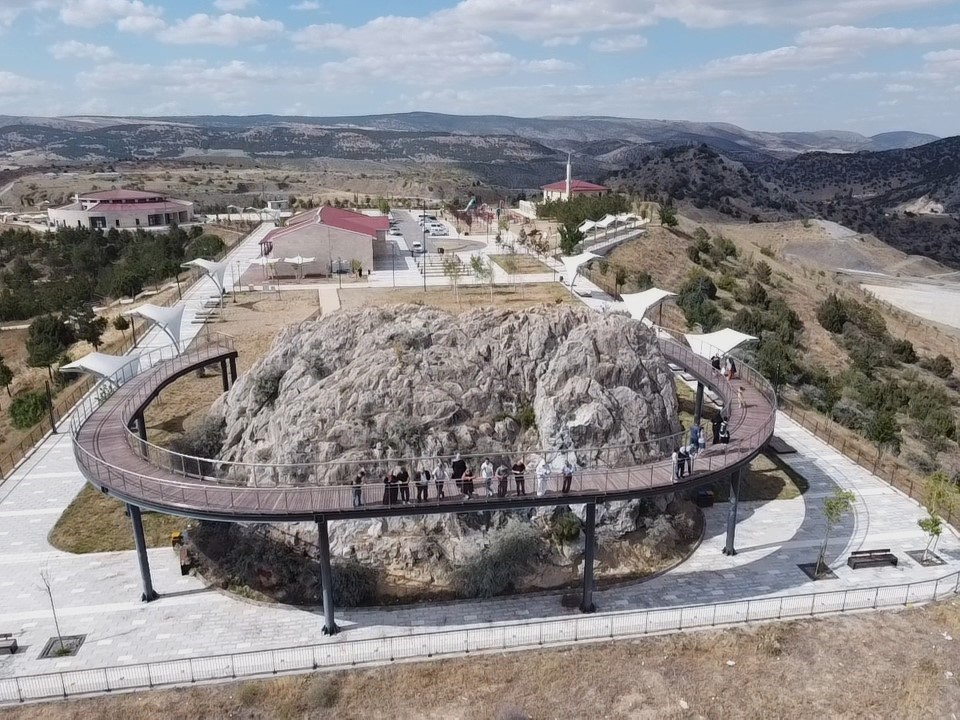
left=0, top=112, right=939, bottom=169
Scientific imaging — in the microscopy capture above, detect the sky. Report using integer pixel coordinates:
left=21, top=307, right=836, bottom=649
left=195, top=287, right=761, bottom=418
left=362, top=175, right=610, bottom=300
left=0, top=0, right=959, bottom=135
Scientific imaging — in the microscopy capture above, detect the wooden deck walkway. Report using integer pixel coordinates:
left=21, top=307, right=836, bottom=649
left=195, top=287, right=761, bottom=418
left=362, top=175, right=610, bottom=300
left=71, top=337, right=776, bottom=522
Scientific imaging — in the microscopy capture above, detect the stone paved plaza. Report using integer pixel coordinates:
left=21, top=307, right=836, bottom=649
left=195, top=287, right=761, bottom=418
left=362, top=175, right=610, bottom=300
left=1, top=221, right=959, bottom=685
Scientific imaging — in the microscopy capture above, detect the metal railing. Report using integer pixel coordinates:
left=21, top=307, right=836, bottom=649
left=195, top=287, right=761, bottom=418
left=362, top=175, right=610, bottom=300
left=2, top=567, right=956, bottom=705
left=68, top=325, right=777, bottom=516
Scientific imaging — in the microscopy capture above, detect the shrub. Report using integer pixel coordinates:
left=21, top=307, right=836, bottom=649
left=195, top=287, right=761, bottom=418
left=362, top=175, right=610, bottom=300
left=252, top=367, right=285, bottom=407
left=754, top=260, right=772, bottom=283
left=303, top=677, right=340, bottom=710
left=516, top=404, right=536, bottom=431
left=633, top=271, right=654, bottom=290
left=686, top=244, right=701, bottom=263
left=453, top=525, right=542, bottom=598
left=238, top=683, right=263, bottom=707
left=9, top=391, right=47, bottom=429
left=715, top=273, right=739, bottom=293
left=550, top=511, right=581, bottom=544
left=816, top=293, right=847, bottom=333
left=169, top=417, right=225, bottom=459
left=927, top=354, right=954, bottom=379
left=738, top=281, right=769, bottom=308
left=332, top=561, right=378, bottom=607
left=891, top=338, right=917, bottom=364
left=710, top=234, right=738, bottom=261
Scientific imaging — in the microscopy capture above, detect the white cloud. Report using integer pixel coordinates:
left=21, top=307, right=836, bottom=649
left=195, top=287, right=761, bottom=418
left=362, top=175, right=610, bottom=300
left=159, top=13, right=284, bottom=45
left=213, top=0, right=254, bottom=10
left=116, top=14, right=164, bottom=32
left=49, top=40, right=115, bottom=61
left=543, top=35, right=580, bottom=47
left=59, top=0, right=162, bottom=28
left=290, top=0, right=322, bottom=9
left=525, top=58, right=576, bottom=73
left=0, top=70, right=53, bottom=96
left=798, top=23, right=960, bottom=49
left=591, top=34, right=648, bottom=53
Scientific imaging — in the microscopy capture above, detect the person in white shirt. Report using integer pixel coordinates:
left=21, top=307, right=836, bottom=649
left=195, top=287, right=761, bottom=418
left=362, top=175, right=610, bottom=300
left=480, top=458, right=494, bottom=498
left=535, top=457, right=551, bottom=497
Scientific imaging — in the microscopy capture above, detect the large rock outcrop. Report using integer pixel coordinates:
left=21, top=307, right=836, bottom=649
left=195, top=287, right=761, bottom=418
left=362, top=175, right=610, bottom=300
left=212, top=304, right=680, bottom=483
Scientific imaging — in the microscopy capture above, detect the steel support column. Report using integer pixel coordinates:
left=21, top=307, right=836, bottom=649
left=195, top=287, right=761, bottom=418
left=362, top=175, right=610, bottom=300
left=317, top=518, right=339, bottom=635
left=693, top=381, right=705, bottom=426
left=228, top=356, right=237, bottom=383
left=580, top=502, right=596, bottom=613
left=128, top=504, right=157, bottom=602
left=220, top=360, right=229, bottom=392
left=723, top=468, right=743, bottom=556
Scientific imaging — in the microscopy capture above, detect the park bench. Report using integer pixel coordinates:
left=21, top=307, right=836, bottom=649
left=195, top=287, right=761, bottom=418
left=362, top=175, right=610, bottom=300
left=847, top=549, right=898, bottom=570
left=0, top=633, right=18, bottom=654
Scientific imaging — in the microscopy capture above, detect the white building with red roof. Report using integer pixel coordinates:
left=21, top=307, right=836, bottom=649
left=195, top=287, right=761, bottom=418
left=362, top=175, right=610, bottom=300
left=48, top=189, right=195, bottom=231
left=541, top=155, right=609, bottom=201
left=259, top=205, right=388, bottom=277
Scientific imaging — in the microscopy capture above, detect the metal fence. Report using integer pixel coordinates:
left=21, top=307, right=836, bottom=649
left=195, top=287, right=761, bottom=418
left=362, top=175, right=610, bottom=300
left=2, top=568, right=958, bottom=705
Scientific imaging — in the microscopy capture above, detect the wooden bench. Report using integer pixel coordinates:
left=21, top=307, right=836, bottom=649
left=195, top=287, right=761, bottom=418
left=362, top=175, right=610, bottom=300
left=847, top=549, right=898, bottom=570
left=0, top=633, right=18, bottom=654
left=179, top=546, right=193, bottom=576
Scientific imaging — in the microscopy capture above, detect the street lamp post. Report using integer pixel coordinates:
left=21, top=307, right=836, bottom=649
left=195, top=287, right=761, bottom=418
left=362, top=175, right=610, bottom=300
left=391, top=242, right=396, bottom=288
left=337, top=256, right=343, bottom=289
left=421, top=201, right=427, bottom=293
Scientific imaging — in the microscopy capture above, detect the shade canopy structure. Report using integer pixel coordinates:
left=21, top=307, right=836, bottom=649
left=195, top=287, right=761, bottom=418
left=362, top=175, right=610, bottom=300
left=182, top=259, right=229, bottom=296
left=124, top=303, right=185, bottom=350
left=685, top=329, right=758, bottom=359
left=578, top=219, right=597, bottom=233
left=283, top=256, right=316, bottom=278
left=560, top=252, right=601, bottom=288
left=248, top=257, right=281, bottom=267
left=620, top=288, right=677, bottom=323
left=60, top=352, right=140, bottom=384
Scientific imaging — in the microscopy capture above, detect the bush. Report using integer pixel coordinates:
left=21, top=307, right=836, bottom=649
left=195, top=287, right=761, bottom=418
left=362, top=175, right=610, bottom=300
left=633, top=271, right=654, bottom=290
left=9, top=391, right=47, bottom=429
left=550, top=512, right=581, bottom=544
left=925, top=354, right=954, bottom=379
left=331, top=561, right=378, bottom=607
left=715, top=273, right=739, bottom=293
left=686, top=244, right=701, bottom=263
left=252, top=367, right=285, bottom=407
left=453, top=525, right=542, bottom=598
left=516, top=404, right=536, bottom=431
left=303, top=677, right=340, bottom=710
left=754, top=260, right=772, bottom=283
left=738, top=281, right=769, bottom=308
left=169, top=417, right=225, bottom=459
left=891, top=338, right=918, bottom=364
left=816, top=293, right=847, bottom=333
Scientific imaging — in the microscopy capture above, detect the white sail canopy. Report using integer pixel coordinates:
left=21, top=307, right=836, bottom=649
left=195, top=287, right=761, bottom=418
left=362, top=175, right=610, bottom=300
left=182, top=259, right=229, bottom=296
left=619, top=288, right=677, bottom=323
left=560, top=252, right=601, bottom=287
left=685, top=329, right=758, bottom=359
left=124, top=303, right=185, bottom=350
left=60, top=352, right=140, bottom=383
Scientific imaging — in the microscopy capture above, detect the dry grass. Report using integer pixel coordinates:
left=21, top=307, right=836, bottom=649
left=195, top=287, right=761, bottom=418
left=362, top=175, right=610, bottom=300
left=338, top=283, right=573, bottom=315
left=5, top=600, right=960, bottom=719
left=489, top=254, right=553, bottom=274
left=48, top=485, right=186, bottom=553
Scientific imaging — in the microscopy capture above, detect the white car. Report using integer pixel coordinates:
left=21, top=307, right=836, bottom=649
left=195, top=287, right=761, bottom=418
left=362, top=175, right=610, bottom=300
left=389, top=227, right=402, bottom=236
left=411, top=241, right=424, bottom=253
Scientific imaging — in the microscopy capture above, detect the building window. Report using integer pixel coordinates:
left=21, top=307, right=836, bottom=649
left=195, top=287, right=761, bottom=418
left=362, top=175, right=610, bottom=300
left=115, top=219, right=120, bottom=227
left=135, top=218, right=140, bottom=226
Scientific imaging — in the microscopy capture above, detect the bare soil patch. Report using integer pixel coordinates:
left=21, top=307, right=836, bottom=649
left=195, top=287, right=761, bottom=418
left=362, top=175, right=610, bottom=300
left=489, top=253, right=553, bottom=274
left=5, top=599, right=960, bottom=719
left=338, top=284, right=572, bottom=314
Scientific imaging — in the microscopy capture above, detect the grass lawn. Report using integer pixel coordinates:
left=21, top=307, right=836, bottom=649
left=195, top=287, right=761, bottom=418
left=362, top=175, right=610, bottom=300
left=489, top=253, right=553, bottom=274
left=49, top=485, right=186, bottom=553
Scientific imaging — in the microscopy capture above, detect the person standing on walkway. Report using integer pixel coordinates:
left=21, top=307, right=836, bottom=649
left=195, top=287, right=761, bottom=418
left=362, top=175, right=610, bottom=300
left=728, top=357, right=738, bottom=380
left=712, top=409, right=723, bottom=444
left=737, top=385, right=745, bottom=409
left=561, top=458, right=574, bottom=494
left=689, top=424, right=700, bottom=457
left=495, top=461, right=510, bottom=497
left=384, top=470, right=397, bottom=505
left=719, top=419, right=730, bottom=445
left=352, top=469, right=366, bottom=508
left=676, top=447, right=688, bottom=478
left=535, top=456, right=551, bottom=497
left=697, top=423, right=706, bottom=455
left=480, top=457, right=494, bottom=498
left=416, top=465, right=430, bottom=503
left=512, top=458, right=527, bottom=496
left=434, top=458, right=448, bottom=500
left=711, top=353, right=721, bottom=375
left=672, top=448, right=681, bottom=479
left=396, top=464, right=411, bottom=504
left=451, top=452, right=467, bottom=495
left=461, top=465, right=476, bottom=499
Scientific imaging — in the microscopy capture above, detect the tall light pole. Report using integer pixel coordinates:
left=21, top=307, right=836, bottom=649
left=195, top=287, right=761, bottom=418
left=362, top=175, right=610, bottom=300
left=421, top=200, right=427, bottom=293
left=337, top=256, right=343, bottom=289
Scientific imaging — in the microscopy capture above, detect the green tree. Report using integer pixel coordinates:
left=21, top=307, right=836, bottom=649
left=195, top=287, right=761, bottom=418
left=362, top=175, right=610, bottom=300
left=0, top=356, right=13, bottom=397
left=499, top=255, right=523, bottom=299
left=75, top=308, right=107, bottom=350
left=26, top=315, right=76, bottom=378
left=377, top=197, right=390, bottom=215
left=865, top=409, right=900, bottom=458
left=469, top=254, right=494, bottom=301
left=815, top=488, right=856, bottom=577
left=817, top=293, right=848, bottom=333
left=658, top=202, right=678, bottom=227
left=558, top=222, right=584, bottom=256
left=614, top=266, right=628, bottom=298
left=754, top=260, right=772, bottom=284
left=112, top=314, right=130, bottom=339
left=918, top=472, right=958, bottom=562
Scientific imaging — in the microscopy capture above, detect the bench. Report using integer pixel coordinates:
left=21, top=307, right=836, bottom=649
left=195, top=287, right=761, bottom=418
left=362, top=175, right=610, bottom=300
left=0, top=633, right=18, bottom=654
left=847, top=549, right=898, bottom=570
left=179, top=546, right=193, bottom=576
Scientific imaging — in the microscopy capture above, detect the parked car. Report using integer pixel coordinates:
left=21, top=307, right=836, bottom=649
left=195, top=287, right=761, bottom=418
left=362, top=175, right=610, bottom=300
left=411, top=241, right=424, bottom=253
left=389, top=227, right=402, bottom=236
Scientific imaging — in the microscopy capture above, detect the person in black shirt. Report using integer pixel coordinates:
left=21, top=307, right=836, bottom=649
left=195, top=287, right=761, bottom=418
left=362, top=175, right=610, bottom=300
left=712, top=409, right=723, bottom=444
left=495, top=462, right=510, bottom=497
left=352, top=469, right=365, bottom=508
left=451, top=452, right=467, bottom=495
left=382, top=471, right=394, bottom=505
left=512, top=459, right=526, bottom=496
left=396, top=464, right=410, bottom=504
left=416, top=466, right=430, bottom=502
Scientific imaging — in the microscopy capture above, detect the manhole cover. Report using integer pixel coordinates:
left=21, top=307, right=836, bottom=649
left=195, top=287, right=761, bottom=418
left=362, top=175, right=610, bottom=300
left=39, top=635, right=85, bottom=659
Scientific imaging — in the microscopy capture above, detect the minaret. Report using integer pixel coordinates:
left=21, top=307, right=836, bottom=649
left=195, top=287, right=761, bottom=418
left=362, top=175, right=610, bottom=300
left=565, top=153, right=572, bottom=200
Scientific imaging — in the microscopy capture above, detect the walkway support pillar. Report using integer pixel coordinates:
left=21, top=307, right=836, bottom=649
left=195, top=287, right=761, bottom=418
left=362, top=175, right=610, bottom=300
left=220, top=360, right=229, bottom=392
left=228, top=356, right=237, bottom=384
left=580, top=502, right=596, bottom=613
left=723, top=468, right=743, bottom=556
left=693, top=382, right=705, bottom=426
left=317, top=517, right=339, bottom=635
left=128, top=504, right=157, bottom=602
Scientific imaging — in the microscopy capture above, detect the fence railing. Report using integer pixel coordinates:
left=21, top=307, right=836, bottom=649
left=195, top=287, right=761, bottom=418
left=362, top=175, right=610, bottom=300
left=2, top=567, right=957, bottom=705
left=67, top=325, right=776, bottom=517
left=778, top=397, right=955, bottom=529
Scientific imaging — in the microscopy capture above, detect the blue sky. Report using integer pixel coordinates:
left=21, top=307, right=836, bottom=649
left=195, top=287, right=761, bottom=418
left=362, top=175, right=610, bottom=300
left=1, top=0, right=959, bottom=135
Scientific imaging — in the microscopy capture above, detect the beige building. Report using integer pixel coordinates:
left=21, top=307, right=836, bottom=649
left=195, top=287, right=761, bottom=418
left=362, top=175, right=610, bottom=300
left=261, top=206, right=388, bottom=277
left=48, top=189, right=194, bottom=230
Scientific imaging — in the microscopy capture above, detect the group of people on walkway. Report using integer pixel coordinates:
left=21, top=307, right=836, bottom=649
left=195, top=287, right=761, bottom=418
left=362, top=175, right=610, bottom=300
left=351, top=454, right=578, bottom=507
left=672, top=409, right=731, bottom=480
left=710, top=353, right=738, bottom=380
